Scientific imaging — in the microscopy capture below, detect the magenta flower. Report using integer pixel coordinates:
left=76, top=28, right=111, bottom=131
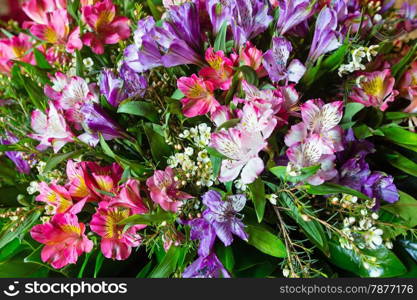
left=199, top=48, right=234, bottom=90
left=81, top=0, right=131, bottom=54
left=350, top=69, right=399, bottom=112
left=90, top=199, right=147, bottom=260
left=36, top=182, right=74, bottom=214
left=399, top=62, right=417, bottom=113
left=177, top=74, right=220, bottom=117
left=30, top=212, right=93, bottom=269
left=146, top=167, right=193, bottom=212
left=202, top=190, right=248, bottom=246
left=183, top=253, right=230, bottom=278
left=0, top=33, right=35, bottom=73
left=262, top=37, right=306, bottom=83
left=29, top=9, right=82, bottom=53
left=29, top=103, right=74, bottom=153
left=239, top=42, right=266, bottom=77
left=22, top=0, right=66, bottom=25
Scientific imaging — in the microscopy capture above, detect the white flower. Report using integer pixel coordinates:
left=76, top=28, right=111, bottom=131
left=27, top=181, right=40, bottom=195
left=283, top=268, right=290, bottom=277
left=184, top=147, right=194, bottom=156
left=364, top=227, right=383, bottom=249
left=83, top=57, right=94, bottom=69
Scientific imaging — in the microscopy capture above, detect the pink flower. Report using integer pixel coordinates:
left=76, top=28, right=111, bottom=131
left=210, top=127, right=267, bottom=184
left=146, top=167, right=193, bottom=212
left=350, top=69, right=399, bottom=111
left=177, top=74, right=220, bottom=117
left=399, top=61, right=417, bottom=113
left=30, top=212, right=93, bottom=269
left=199, top=48, right=234, bottom=90
left=36, top=182, right=74, bottom=213
left=29, top=102, right=74, bottom=153
left=0, top=33, right=35, bottom=73
left=239, top=42, right=266, bottom=77
left=81, top=0, right=131, bottom=54
left=211, top=105, right=233, bottom=127
left=22, top=0, right=66, bottom=25
left=90, top=185, right=148, bottom=260
left=29, top=9, right=82, bottom=53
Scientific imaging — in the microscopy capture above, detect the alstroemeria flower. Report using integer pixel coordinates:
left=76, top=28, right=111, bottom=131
left=90, top=200, right=146, bottom=260
left=350, top=69, right=399, bottom=112
left=146, top=167, right=193, bottom=212
left=199, top=48, right=234, bottom=90
left=399, top=61, right=417, bottom=113
left=36, top=182, right=74, bottom=214
left=0, top=33, right=35, bottom=73
left=230, top=0, right=273, bottom=48
left=262, top=37, right=306, bottom=83
left=29, top=103, right=74, bottom=153
left=112, top=179, right=149, bottom=215
left=210, top=127, right=267, bottom=184
left=363, top=172, right=399, bottom=210
left=183, top=253, right=230, bottom=278
left=66, top=160, right=91, bottom=201
left=82, top=0, right=131, bottom=54
left=44, top=72, right=71, bottom=101
left=119, top=64, right=147, bottom=99
left=211, top=105, right=233, bottom=127
left=185, top=217, right=216, bottom=257
left=276, top=0, right=316, bottom=35
left=202, top=190, right=248, bottom=246
left=0, top=132, right=31, bottom=174
left=239, top=42, right=266, bottom=77
left=29, top=9, right=82, bottom=53
left=22, top=0, right=66, bottom=25
left=30, top=212, right=93, bottom=269
left=307, top=7, right=343, bottom=63
left=177, top=74, right=220, bottom=117
left=206, top=0, right=232, bottom=35
left=237, top=102, right=277, bottom=140
left=99, top=69, right=126, bottom=107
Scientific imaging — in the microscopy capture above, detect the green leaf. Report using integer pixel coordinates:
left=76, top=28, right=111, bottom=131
left=216, top=118, right=240, bottom=131
left=380, top=125, right=417, bottom=149
left=206, top=146, right=229, bottom=159
left=392, top=42, right=417, bottom=79
left=246, top=224, right=287, bottom=258
left=136, top=260, right=154, bottom=278
left=171, top=89, right=184, bottom=100
left=143, top=123, right=173, bottom=166
left=119, top=209, right=175, bottom=226
left=279, top=193, right=329, bottom=255
left=270, top=165, right=320, bottom=183
left=118, top=101, right=159, bottom=123
left=385, top=111, right=417, bottom=120
left=382, top=191, right=417, bottom=228
left=214, top=21, right=228, bottom=52
left=99, top=135, right=116, bottom=158
left=44, top=150, right=82, bottom=173
left=210, top=155, right=222, bottom=179
left=216, top=245, right=235, bottom=272
left=94, top=252, right=104, bottom=278
left=77, top=251, right=93, bottom=278
left=0, top=239, right=28, bottom=262
left=304, top=182, right=371, bottom=200
left=149, top=246, right=182, bottom=278
left=33, top=49, right=52, bottom=69
left=67, top=0, right=80, bottom=21
left=239, top=65, right=259, bottom=86
left=328, top=240, right=407, bottom=277
left=383, top=150, right=417, bottom=177
left=146, top=0, right=162, bottom=20
left=341, top=102, right=364, bottom=128
left=248, top=178, right=266, bottom=223
left=1, top=252, right=49, bottom=277
left=0, top=210, right=41, bottom=250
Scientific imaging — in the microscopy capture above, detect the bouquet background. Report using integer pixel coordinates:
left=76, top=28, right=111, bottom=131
left=0, top=0, right=417, bottom=278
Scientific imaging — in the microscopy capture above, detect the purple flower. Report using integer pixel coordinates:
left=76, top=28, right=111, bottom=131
left=262, top=36, right=306, bottom=83
left=202, top=190, right=248, bottom=246
left=99, top=69, right=126, bottom=107
left=276, top=0, right=316, bottom=35
left=363, top=172, right=399, bottom=210
left=338, top=156, right=371, bottom=192
left=206, top=0, right=232, bottom=34
left=231, top=0, right=273, bottom=48
left=307, top=7, right=343, bottom=63
left=400, top=2, right=417, bottom=32
left=183, top=253, right=230, bottom=278
left=80, top=103, right=125, bottom=144
left=119, top=64, right=147, bottom=99
left=0, top=133, right=30, bottom=174
left=187, top=218, right=216, bottom=257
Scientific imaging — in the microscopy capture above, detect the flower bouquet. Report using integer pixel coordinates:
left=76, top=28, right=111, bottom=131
left=1, top=0, right=417, bottom=279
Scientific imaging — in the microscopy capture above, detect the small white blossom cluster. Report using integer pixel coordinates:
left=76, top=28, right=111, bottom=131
left=338, top=45, right=379, bottom=77
left=36, top=161, right=63, bottom=181
left=332, top=194, right=392, bottom=251
left=167, top=124, right=215, bottom=187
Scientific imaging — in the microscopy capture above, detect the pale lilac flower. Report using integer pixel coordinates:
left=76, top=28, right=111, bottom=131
left=186, top=217, right=216, bottom=257
left=183, top=253, right=230, bottom=278
left=262, top=37, right=306, bottom=83
left=202, top=190, right=248, bottom=246
left=363, top=172, right=399, bottom=210
left=119, top=64, right=147, bottom=99
left=29, top=103, right=74, bottom=153
left=210, top=127, right=266, bottom=184
left=307, top=7, right=343, bottom=63
left=99, top=69, right=126, bottom=107
left=206, top=0, right=232, bottom=34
